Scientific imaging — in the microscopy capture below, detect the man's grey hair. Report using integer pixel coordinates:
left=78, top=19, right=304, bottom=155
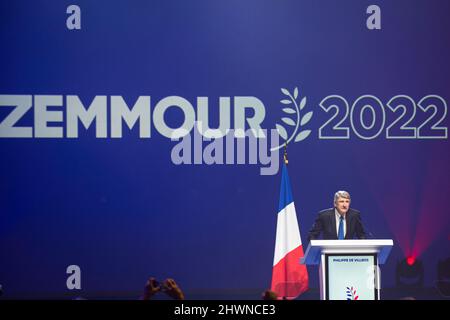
left=334, top=190, right=351, bottom=203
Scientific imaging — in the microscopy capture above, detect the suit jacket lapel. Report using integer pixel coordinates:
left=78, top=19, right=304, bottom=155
left=330, top=211, right=337, bottom=239
left=345, top=211, right=352, bottom=239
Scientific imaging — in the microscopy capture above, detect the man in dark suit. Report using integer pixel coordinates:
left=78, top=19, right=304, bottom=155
left=307, top=191, right=367, bottom=242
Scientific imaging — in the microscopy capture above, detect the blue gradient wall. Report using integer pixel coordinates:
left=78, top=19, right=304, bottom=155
left=0, top=0, right=449, bottom=297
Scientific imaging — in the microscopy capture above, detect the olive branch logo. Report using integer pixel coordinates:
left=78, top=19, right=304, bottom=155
left=346, top=286, right=359, bottom=300
left=271, top=87, right=313, bottom=151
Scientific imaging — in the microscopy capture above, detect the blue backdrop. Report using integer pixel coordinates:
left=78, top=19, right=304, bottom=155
left=1, top=0, right=449, bottom=298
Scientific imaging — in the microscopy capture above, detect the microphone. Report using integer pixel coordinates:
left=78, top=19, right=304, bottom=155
left=365, top=228, right=375, bottom=239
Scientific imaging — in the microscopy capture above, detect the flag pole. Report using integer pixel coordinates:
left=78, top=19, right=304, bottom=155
left=283, top=142, right=288, bottom=165
left=283, top=142, right=288, bottom=300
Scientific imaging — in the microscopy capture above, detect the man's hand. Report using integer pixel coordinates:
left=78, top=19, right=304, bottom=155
left=162, top=278, right=185, bottom=300
left=262, top=289, right=278, bottom=300
left=142, top=277, right=160, bottom=300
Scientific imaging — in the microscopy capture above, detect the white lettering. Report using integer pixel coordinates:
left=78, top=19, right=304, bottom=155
left=67, top=95, right=107, bottom=138
left=66, top=5, right=81, bottom=30
left=34, top=95, right=63, bottom=138
left=0, top=95, right=33, bottom=138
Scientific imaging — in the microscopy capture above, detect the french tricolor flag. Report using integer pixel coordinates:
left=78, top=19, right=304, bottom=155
left=271, top=163, right=309, bottom=299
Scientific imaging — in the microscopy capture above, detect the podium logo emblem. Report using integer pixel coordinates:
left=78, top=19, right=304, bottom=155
left=346, top=286, right=359, bottom=300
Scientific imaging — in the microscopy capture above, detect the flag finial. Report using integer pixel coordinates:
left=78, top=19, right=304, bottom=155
left=283, top=143, right=288, bottom=165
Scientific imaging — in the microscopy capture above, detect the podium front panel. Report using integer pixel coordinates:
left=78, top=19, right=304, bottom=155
left=325, top=253, right=379, bottom=300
